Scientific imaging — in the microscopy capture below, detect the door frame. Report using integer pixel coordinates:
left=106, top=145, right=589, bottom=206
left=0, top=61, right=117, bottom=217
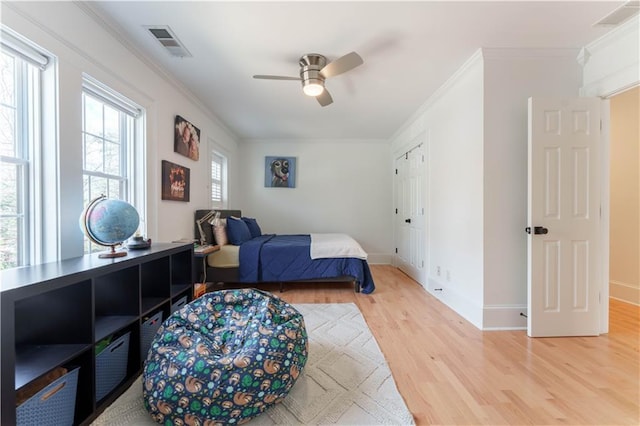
left=590, top=87, right=638, bottom=333
left=600, top=99, right=611, bottom=334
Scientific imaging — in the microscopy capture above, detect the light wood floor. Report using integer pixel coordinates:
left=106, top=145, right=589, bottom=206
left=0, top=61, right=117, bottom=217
left=251, top=265, right=640, bottom=425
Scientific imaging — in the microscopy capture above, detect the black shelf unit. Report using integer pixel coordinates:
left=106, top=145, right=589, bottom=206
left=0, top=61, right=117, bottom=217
left=0, top=243, right=194, bottom=425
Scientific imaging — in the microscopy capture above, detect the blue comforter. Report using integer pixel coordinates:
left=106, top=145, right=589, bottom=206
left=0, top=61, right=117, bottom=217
left=239, top=235, right=375, bottom=294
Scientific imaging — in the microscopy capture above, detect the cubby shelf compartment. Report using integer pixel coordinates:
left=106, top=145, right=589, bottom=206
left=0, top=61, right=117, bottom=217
left=15, top=344, right=91, bottom=389
left=171, top=249, right=193, bottom=288
left=0, top=243, right=194, bottom=426
left=95, top=316, right=139, bottom=342
left=141, top=297, right=167, bottom=316
left=171, top=283, right=192, bottom=297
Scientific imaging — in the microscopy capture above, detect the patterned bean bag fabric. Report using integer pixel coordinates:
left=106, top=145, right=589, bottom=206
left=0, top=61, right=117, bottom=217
left=143, top=288, right=308, bottom=425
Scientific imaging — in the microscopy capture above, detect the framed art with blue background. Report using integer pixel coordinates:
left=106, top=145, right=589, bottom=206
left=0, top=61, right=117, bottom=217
left=265, top=156, right=296, bottom=188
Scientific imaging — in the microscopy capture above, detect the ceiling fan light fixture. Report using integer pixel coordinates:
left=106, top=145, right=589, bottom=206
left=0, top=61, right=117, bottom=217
left=253, top=51, right=363, bottom=106
left=302, top=79, right=324, bottom=97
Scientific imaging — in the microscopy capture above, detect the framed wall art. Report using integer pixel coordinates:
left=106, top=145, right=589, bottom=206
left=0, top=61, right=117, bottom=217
left=161, top=160, right=190, bottom=202
left=265, top=156, right=296, bottom=188
left=174, top=115, right=200, bottom=161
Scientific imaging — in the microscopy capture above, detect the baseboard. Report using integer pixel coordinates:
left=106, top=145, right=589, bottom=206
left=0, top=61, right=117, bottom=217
left=367, top=253, right=392, bottom=265
left=426, top=277, right=483, bottom=329
left=482, top=305, right=528, bottom=330
left=610, top=280, right=640, bottom=305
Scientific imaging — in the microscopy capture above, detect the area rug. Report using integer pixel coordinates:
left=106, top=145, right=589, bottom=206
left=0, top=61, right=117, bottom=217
left=91, top=303, right=414, bottom=425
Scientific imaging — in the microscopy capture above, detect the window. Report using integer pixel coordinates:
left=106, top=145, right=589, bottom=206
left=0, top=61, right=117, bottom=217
left=0, top=29, right=48, bottom=270
left=82, top=76, right=145, bottom=253
left=211, top=150, right=226, bottom=209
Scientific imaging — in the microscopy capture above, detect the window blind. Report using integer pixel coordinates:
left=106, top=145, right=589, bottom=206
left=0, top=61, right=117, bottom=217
left=0, top=27, right=49, bottom=70
left=82, top=74, right=141, bottom=118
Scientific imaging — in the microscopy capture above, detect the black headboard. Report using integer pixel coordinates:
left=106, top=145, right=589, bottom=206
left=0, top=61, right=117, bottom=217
left=195, top=209, right=241, bottom=245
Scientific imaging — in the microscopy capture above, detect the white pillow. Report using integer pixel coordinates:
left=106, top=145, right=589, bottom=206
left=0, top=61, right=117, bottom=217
left=213, top=218, right=228, bottom=246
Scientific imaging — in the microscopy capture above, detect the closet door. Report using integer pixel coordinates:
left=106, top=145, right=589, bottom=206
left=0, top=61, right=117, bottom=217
left=395, top=144, right=426, bottom=286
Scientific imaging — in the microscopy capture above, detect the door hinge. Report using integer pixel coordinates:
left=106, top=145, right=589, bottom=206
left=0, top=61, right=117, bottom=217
left=405, top=152, right=408, bottom=160
left=395, top=208, right=398, bottom=214
left=395, top=248, right=398, bottom=254
left=395, top=168, right=398, bottom=175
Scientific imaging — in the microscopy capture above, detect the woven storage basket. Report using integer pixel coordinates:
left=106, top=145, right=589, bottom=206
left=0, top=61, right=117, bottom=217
left=140, top=311, right=163, bottom=362
left=16, top=367, right=80, bottom=426
left=171, top=295, right=188, bottom=313
left=96, top=332, right=130, bottom=401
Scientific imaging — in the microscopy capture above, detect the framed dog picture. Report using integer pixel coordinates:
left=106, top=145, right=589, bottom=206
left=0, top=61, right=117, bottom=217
left=265, top=156, right=296, bottom=188
left=174, top=115, right=200, bottom=161
left=161, top=160, right=190, bottom=201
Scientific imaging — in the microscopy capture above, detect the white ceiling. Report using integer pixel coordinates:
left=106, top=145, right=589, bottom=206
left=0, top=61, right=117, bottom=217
left=88, top=1, right=623, bottom=141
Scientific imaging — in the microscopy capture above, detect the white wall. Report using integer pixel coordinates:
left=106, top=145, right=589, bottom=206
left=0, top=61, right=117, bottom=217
left=2, top=2, right=239, bottom=259
left=427, top=58, right=486, bottom=326
left=392, top=52, right=486, bottom=327
left=482, top=48, right=583, bottom=328
left=390, top=48, right=584, bottom=329
left=238, top=139, right=393, bottom=263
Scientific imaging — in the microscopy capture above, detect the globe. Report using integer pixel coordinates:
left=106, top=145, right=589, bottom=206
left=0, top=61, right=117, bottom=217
left=80, top=195, right=140, bottom=258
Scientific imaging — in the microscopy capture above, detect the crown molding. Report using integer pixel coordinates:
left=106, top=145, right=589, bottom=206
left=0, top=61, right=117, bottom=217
left=584, top=15, right=639, bottom=55
left=389, top=48, right=483, bottom=143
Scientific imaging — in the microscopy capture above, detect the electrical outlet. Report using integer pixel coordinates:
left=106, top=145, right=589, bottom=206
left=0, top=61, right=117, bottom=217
left=446, top=270, right=451, bottom=281
left=436, top=266, right=441, bottom=276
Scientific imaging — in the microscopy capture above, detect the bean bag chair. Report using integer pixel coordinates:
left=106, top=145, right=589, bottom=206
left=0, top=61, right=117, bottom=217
left=143, top=288, right=308, bottom=425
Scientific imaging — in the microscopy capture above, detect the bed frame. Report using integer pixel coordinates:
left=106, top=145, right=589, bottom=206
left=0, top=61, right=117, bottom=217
left=194, top=210, right=359, bottom=292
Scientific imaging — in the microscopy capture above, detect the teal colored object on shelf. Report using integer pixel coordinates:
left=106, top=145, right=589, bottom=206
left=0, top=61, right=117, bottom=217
left=95, top=335, right=112, bottom=355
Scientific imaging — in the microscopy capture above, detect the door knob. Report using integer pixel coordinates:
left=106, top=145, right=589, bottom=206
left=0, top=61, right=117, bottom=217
left=405, top=218, right=411, bottom=223
left=525, top=226, right=548, bottom=235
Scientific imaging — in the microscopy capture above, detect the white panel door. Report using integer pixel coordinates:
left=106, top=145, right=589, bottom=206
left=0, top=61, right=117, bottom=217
left=527, top=97, right=601, bottom=337
left=396, top=155, right=410, bottom=271
left=395, top=145, right=425, bottom=285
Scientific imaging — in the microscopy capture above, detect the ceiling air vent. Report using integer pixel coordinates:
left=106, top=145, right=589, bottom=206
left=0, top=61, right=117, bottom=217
left=594, top=1, right=639, bottom=26
left=144, top=25, right=192, bottom=58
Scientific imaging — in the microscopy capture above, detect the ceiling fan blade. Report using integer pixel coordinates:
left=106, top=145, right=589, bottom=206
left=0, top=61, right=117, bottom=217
left=316, top=89, right=333, bottom=107
left=253, top=75, right=301, bottom=81
left=320, top=52, right=363, bottom=78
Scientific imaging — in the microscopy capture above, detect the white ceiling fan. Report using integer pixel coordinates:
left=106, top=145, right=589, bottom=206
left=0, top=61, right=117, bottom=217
left=253, top=52, right=364, bottom=107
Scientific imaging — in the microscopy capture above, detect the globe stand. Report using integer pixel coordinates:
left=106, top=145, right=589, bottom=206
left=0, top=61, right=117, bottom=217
left=99, top=244, right=128, bottom=259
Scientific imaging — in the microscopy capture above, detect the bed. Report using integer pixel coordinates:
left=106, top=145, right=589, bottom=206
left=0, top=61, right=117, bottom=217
left=194, top=210, right=375, bottom=293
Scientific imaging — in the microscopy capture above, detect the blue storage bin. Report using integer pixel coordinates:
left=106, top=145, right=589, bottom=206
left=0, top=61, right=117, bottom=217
left=96, top=332, right=130, bottom=401
left=171, top=295, right=188, bottom=313
left=141, top=311, right=163, bottom=362
left=17, top=367, right=80, bottom=426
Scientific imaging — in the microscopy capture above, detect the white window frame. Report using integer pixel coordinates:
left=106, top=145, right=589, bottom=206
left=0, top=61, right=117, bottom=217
left=210, top=141, right=227, bottom=209
left=81, top=75, right=146, bottom=253
left=0, top=27, right=49, bottom=270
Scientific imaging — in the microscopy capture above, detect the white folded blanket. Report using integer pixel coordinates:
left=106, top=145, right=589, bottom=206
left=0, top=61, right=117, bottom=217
left=310, top=233, right=368, bottom=260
